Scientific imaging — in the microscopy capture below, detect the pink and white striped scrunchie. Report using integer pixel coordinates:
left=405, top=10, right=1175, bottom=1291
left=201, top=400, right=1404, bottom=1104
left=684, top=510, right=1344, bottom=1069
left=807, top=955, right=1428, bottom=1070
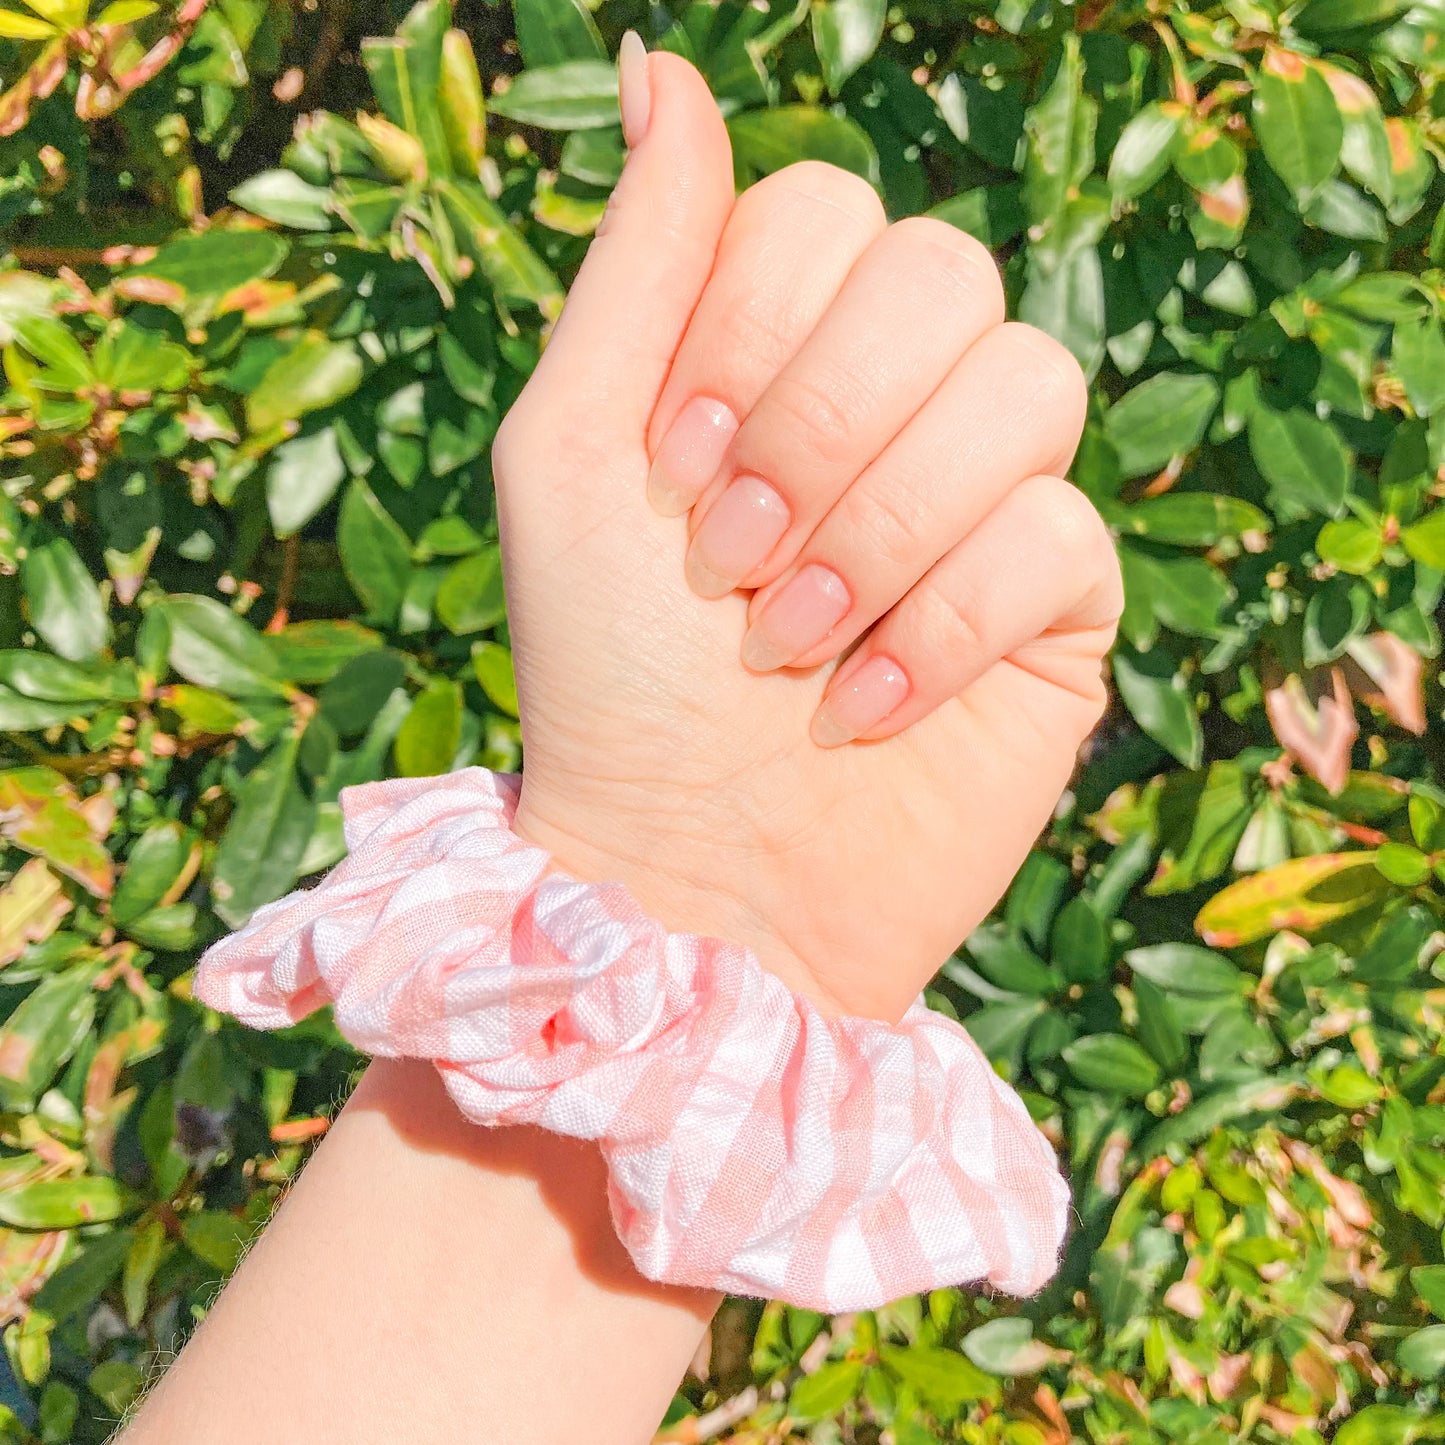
left=194, top=767, right=1070, bottom=1311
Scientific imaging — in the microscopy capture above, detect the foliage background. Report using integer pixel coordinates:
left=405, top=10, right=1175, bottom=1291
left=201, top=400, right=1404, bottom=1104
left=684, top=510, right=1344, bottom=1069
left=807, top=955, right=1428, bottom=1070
left=2, top=0, right=1445, bottom=1437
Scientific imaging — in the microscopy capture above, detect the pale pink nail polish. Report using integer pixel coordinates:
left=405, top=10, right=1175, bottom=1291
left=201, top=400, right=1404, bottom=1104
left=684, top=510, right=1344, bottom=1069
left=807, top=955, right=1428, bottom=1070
left=740, top=566, right=851, bottom=671
left=685, top=475, right=790, bottom=599
left=618, top=31, right=650, bottom=148
left=811, top=656, right=910, bottom=747
left=648, top=398, right=739, bottom=516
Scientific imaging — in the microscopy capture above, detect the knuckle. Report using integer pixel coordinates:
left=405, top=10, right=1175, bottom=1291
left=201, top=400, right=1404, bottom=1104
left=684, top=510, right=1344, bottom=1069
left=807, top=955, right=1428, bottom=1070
left=1022, top=476, right=1122, bottom=598
left=747, top=160, right=885, bottom=233
left=836, top=480, right=932, bottom=572
left=918, top=578, right=986, bottom=659
left=884, top=217, right=1003, bottom=310
left=765, top=369, right=864, bottom=463
left=996, top=322, right=1089, bottom=422
left=709, top=292, right=799, bottom=372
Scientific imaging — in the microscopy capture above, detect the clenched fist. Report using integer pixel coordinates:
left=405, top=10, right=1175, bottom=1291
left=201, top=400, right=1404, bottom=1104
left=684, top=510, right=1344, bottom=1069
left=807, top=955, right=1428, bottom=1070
left=492, top=39, right=1123, bottom=1022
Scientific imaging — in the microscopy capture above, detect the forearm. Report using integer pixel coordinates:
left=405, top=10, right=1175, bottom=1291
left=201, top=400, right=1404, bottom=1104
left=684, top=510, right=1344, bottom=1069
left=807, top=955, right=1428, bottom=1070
left=122, top=1058, right=717, bottom=1445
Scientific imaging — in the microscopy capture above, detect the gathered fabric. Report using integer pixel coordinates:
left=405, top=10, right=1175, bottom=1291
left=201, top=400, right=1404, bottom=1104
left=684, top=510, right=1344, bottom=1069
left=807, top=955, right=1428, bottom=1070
left=193, top=767, right=1071, bottom=1311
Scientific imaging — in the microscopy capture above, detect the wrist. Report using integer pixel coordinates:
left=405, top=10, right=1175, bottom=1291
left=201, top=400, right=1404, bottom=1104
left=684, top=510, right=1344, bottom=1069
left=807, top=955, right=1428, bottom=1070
left=510, top=783, right=859, bottom=1020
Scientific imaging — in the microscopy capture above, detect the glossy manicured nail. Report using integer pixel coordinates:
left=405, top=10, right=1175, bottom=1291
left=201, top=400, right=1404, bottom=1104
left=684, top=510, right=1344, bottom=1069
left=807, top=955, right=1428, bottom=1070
left=811, top=656, right=910, bottom=747
left=618, top=31, right=650, bottom=148
left=684, top=475, right=790, bottom=599
left=741, top=565, right=851, bottom=672
left=648, top=397, right=739, bottom=516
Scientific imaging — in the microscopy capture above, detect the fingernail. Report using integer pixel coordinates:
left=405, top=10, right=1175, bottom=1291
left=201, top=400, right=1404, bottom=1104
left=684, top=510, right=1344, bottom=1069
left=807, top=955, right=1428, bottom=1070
left=811, top=656, right=910, bottom=747
left=741, top=565, right=851, bottom=672
left=618, top=31, right=650, bottom=148
left=648, top=397, right=738, bottom=517
left=684, top=475, right=790, bottom=599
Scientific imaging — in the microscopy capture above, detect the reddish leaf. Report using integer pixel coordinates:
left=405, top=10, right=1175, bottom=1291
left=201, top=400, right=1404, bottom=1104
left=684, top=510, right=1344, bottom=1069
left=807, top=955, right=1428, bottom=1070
left=1264, top=666, right=1358, bottom=795
left=1344, top=632, right=1426, bottom=735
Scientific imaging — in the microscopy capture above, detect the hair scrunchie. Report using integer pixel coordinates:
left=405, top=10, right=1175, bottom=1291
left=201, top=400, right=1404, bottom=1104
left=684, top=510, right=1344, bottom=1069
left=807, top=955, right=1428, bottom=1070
left=193, top=767, right=1070, bottom=1311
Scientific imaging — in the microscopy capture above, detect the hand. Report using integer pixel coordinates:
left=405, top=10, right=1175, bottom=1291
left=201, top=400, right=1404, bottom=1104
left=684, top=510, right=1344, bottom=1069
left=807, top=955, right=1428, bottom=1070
left=493, top=43, right=1122, bottom=1022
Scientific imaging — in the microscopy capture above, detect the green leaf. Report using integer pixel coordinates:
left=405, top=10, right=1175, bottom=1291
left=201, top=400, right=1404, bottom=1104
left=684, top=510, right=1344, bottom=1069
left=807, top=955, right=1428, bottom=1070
left=181, top=1211, right=251, bottom=1272
left=1377, top=841, right=1431, bottom=887
left=1317, top=517, right=1383, bottom=574
left=1296, top=0, right=1416, bottom=35
left=927, top=185, right=1026, bottom=249
left=229, top=170, right=334, bottom=230
left=12, top=315, right=93, bottom=390
left=320, top=650, right=407, bottom=734
left=1304, top=576, right=1370, bottom=665
left=1412, top=1266, right=1445, bottom=1319
left=0, top=9, right=59, bottom=37
left=267, top=426, right=347, bottom=538
left=471, top=641, right=518, bottom=716
left=1112, top=645, right=1203, bottom=767
left=435, top=546, right=506, bottom=635
left=512, top=0, right=604, bottom=67
left=435, top=179, right=564, bottom=315
left=1103, top=373, right=1220, bottom=477
left=337, top=480, right=413, bottom=626
left=1393, top=316, right=1445, bottom=418
left=1134, top=978, right=1188, bottom=1072
left=1251, top=51, right=1343, bottom=201
left=123, top=1218, right=165, bottom=1330
left=112, top=821, right=198, bottom=927
left=812, top=0, right=886, bottom=95
left=438, top=29, right=487, bottom=176
left=490, top=60, right=620, bottom=129
left=0, top=650, right=131, bottom=703
left=246, top=335, right=363, bottom=435
left=92, top=322, right=190, bottom=392
left=361, top=0, right=452, bottom=177
left=1062, top=1033, right=1161, bottom=1096
left=0, top=768, right=113, bottom=896
left=790, top=1359, right=864, bottom=1419
left=394, top=679, right=462, bottom=776
left=1397, top=1327, right=1445, bottom=1379
left=131, top=229, right=288, bottom=297
left=962, top=1318, right=1065, bottom=1375
left=1125, top=943, right=1248, bottom=996
left=1051, top=895, right=1109, bottom=984
left=0, top=1177, right=131, bottom=1229
left=878, top=1345, right=1000, bottom=1410
left=1018, top=244, right=1105, bottom=379
left=157, top=595, right=287, bottom=697
left=0, top=961, right=100, bottom=1111
left=728, top=107, right=880, bottom=184
left=965, top=922, right=1059, bottom=996
left=20, top=534, right=109, bottom=663
left=1403, top=507, right=1445, bottom=569
left=1109, top=492, right=1269, bottom=545
left=211, top=729, right=317, bottom=928
left=1247, top=406, right=1351, bottom=515
left=1023, top=34, right=1096, bottom=231
left=1108, top=101, right=1183, bottom=202
left=267, top=620, right=383, bottom=684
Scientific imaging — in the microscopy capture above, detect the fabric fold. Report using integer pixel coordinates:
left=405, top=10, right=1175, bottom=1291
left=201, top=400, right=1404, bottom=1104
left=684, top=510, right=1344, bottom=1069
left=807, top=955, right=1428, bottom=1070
left=194, top=767, right=1070, bottom=1310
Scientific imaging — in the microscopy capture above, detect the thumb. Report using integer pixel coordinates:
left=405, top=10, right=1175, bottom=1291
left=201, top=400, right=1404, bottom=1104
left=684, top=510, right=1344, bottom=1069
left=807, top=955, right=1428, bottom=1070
left=517, top=39, right=735, bottom=444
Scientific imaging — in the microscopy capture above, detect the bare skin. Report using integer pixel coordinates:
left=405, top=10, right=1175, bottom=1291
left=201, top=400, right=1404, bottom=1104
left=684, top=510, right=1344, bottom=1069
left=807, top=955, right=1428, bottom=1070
left=120, top=42, right=1120, bottom=1445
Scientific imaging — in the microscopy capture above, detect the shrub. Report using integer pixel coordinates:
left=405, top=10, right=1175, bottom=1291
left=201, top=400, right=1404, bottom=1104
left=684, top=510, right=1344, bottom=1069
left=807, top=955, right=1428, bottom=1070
left=1, top=0, right=1443, bottom=1438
